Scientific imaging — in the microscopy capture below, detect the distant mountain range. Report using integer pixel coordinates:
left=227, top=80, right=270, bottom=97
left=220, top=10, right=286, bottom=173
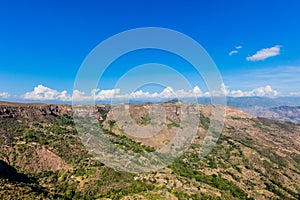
left=245, top=106, right=300, bottom=124
left=202, top=97, right=300, bottom=124
left=225, top=97, right=300, bottom=109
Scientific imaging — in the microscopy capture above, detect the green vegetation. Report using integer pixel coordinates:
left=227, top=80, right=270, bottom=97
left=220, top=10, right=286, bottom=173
left=199, top=113, right=210, bottom=129
left=167, top=120, right=180, bottom=129
left=169, top=159, right=248, bottom=199
left=101, top=125, right=155, bottom=153
left=99, top=180, right=155, bottom=199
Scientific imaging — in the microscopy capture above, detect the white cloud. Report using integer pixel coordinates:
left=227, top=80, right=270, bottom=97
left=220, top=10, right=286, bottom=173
left=246, top=45, right=281, bottom=61
left=289, top=91, right=300, bottom=96
left=122, top=86, right=205, bottom=99
left=92, top=88, right=121, bottom=100
left=159, top=86, right=175, bottom=98
left=229, top=85, right=278, bottom=97
left=72, top=90, right=91, bottom=102
left=229, top=50, right=238, bottom=56
left=23, top=85, right=71, bottom=101
left=221, top=83, right=229, bottom=96
left=0, top=92, right=10, bottom=99
left=229, top=45, right=243, bottom=56
left=127, top=90, right=159, bottom=99
left=22, top=84, right=281, bottom=102
left=193, top=86, right=204, bottom=96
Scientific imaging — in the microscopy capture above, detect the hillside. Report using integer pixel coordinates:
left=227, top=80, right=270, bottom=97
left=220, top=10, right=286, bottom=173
left=0, top=102, right=299, bottom=199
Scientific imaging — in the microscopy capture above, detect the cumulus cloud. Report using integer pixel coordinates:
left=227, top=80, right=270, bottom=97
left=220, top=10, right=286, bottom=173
left=246, top=45, right=281, bottom=61
left=229, top=85, right=278, bottom=97
left=22, top=84, right=280, bottom=102
left=127, top=90, right=159, bottom=99
left=91, top=88, right=121, bottom=100
left=75, top=86, right=206, bottom=101
left=23, top=85, right=71, bottom=101
left=0, top=92, right=10, bottom=99
left=72, top=90, right=91, bottom=102
left=235, top=45, right=243, bottom=49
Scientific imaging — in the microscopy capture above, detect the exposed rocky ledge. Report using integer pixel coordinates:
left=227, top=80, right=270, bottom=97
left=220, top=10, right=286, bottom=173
left=0, top=101, right=72, bottom=119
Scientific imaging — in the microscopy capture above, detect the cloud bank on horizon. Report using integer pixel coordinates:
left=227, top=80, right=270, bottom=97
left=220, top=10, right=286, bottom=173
left=0, top=84, right=287, bottom=102
left=0, top=92, right=10, bottom=99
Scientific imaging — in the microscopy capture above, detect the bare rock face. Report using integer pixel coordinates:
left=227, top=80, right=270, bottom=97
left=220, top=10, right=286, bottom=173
left=15, top=145, right=64, bottom=173
left=0, top=102, right=72, bottom=120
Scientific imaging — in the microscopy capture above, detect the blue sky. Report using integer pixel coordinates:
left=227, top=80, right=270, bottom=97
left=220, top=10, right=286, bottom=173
left=1, top=0, right=300, bottom=101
